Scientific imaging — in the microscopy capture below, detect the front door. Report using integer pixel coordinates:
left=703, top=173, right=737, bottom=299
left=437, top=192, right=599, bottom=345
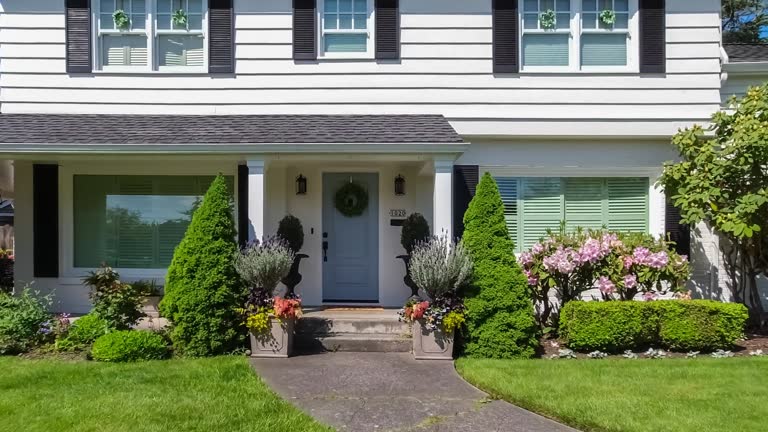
left=322, top=173, right=379, bottom=303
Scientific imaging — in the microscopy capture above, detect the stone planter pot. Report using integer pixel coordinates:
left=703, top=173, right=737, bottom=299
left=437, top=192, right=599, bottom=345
left=142, top=296, right=162, bottom=318
left=412, top=319, right=454, bottom=360
left=250, top=318, right=294, bottom=358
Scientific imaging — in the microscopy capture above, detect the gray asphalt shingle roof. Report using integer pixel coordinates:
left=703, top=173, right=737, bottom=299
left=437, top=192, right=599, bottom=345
left=724, top=43, right=768, bottom=63
left=0, top=114, right=464, bottom=144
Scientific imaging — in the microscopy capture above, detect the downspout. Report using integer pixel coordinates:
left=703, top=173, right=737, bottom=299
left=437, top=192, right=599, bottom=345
left=720, top=45, right=729, bottom=85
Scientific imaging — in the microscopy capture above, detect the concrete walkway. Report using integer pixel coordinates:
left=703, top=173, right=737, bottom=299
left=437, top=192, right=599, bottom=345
left=250, top=352, right=578, bottom=432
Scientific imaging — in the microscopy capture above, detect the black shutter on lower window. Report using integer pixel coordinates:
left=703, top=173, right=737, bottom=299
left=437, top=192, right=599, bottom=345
left=640, top=0, right=666, bottom=74
left=492, top=0, right=519, bottom=74
left=33, top=165, right=59, bottom=278
left=453, top=166, right=479, bottom=239
left=375, top=0, right=400, bottom=60
left=293, top=0, right=317, bottom=60
left=237, top=164, right=249, bottom=247
left=665, top=201, right=691, bottom=257
left=65, top=0, right=91, bottom=73
left=209, top=0, right=234, bottom=74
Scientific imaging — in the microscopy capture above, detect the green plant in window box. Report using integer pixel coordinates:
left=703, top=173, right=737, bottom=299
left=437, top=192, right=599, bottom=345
left=539, top=9, right=557, bottom=30
left=112, top=9, right=130, bottom=30
left=172, top=9, right=188, bottom=28
left=599, top=10, right=616, bottom=26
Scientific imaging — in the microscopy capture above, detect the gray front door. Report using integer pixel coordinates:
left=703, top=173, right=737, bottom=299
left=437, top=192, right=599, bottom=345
left=322, top=173, right=379, bottom=303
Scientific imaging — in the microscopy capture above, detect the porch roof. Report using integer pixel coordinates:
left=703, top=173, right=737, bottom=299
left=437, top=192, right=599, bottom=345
left=0, top=114, right=464, bottom=145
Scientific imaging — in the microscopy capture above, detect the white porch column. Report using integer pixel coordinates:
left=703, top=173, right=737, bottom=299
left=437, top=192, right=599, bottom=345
left=433, top=160, right=453, bottom=239
left=648, top=171, right=666, bottom=239
left=247, top=159, right=266, bottom=242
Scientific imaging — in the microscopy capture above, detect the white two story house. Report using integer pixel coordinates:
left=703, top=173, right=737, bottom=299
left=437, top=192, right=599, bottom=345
left=0, top=0, right=730, bottom=313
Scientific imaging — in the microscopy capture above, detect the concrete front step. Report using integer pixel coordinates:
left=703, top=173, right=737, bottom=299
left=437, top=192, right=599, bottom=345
left=296, top=316, right=410, bottom=335
left=296, top=333, right=412, bottom=353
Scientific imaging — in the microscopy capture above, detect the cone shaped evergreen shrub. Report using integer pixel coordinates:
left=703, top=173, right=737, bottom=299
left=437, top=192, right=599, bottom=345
left=462, top=173, right=538, bottom=358
left=159, top=175, right=244, bottom=356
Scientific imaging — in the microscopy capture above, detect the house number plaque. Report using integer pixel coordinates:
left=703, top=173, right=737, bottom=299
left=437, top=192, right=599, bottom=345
left=389, top=209, right=406, bottom=217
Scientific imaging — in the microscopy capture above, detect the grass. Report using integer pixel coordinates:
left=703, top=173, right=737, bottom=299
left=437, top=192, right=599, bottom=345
left=0, top=356, right=330, bottom=432
left=457, top=357, right=768, bottom=432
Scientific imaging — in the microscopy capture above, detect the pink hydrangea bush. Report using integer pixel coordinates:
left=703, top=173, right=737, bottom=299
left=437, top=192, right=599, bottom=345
left=518, top=227, right=691, bottom=327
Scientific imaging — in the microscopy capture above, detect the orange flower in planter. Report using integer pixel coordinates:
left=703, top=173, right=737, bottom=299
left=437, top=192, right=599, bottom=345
left=273, top=296, right=303, bottom=320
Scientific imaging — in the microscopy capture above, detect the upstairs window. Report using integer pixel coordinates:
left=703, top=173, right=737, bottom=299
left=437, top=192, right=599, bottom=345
left=95, top=0, right=207, bottom=71
left=320, top=0, right=373, bottom=57
left=520, top=0, right=638, bottom=72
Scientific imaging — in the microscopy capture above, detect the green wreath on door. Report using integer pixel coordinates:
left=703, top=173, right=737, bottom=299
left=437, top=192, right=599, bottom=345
left=334, top=182, right=369, bottom=217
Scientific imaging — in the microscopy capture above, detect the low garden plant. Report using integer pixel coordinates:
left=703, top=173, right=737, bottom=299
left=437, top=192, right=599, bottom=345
left=0, top=287, right=54, bottom=354
left=83, top=265, right=146, bottom=330
left=56, top=313, right=110, bottom=352
left=559, top=300, right=749, bottom=352
left=398, top=234, right=471, bottom=333
left=462, top=173, right=538, bottom=359
left=518, top=225, right=691, bottom=327
left=91, top=330, right=169, bottom=362
left=234, top=237, right=299, bottom=336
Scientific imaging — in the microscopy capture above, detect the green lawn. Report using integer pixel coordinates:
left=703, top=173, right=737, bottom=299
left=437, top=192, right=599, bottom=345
left=0, top=356, right=330, bottom=432
left=457, top=357, right=768, bottom=432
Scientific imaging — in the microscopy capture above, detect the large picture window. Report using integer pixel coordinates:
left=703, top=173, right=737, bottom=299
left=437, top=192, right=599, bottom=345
left=496, top=177, right=649, bottom=251
left=73, top=175, right=232, bottom=269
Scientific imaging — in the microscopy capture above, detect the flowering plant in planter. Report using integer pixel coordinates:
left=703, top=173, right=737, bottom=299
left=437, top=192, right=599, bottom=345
left=518, top=226, right=690, bottom=327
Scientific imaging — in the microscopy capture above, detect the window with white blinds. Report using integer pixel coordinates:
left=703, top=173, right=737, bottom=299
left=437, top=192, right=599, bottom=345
left=495, top=177, right=649, bottom=251
left=73, top=175, right=232, bottom=269
left=95, top=0, right=206, bottom=70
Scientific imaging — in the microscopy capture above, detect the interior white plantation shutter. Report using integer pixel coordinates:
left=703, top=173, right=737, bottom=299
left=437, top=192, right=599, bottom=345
left=102, top=35, right=147, bottom=66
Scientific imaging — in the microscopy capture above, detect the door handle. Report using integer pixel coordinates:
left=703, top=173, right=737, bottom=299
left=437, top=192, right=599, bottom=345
left=322, top=233, right=328, bottom=262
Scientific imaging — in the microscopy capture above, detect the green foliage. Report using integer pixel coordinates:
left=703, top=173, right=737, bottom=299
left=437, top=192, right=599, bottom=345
left=277, top=215, right=304, bottom=253
left=560, top=300, right=749, bottom=352
left=234, top=237, right=294, bottom=295
left=660, top=84, right=768, bottom=318
left=160, top=174, right=245, bottom=357
left=462, top=173, right=538, bottom=359
left=56, top=313, right=110, bottom=351
left=400, top=213, right=431, bottom=254
left=83, top=266, right=145, bottom=330
left=409, top=235, right=472, bottom=299
left=91, top=330, right=169, bottom=362
left=0, top=288, right=52, bottom=354
left=722, top=0, right=768, bottom=43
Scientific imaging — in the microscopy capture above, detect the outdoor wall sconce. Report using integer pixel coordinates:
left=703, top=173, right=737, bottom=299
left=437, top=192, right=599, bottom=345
left=394, top=174, right=406, bottom=196
left=296, top=174, right=307, bottom=195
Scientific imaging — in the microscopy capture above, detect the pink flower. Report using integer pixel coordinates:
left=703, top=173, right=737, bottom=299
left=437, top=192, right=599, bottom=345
left=642, top=291, right=658, bottom=301
left=647, top=251, right=669, bottom=269
left=597, top=276, right=616, bottom=295
left=518, top=251, right=534, bottom=267
left=577, top=238, right=606, bottom=264
left=623, top=255, right=634, bottom=269
left=532, top=242, right=545, bottom=255
left=527, top=274, right=539, bottom=286
left=542, top=247, right=576, bottom=275
left=623, top=274, right=637, bottom=289
left=600, top=233, right=622, bottom=251
left=633, top=247, right=651, bottom=265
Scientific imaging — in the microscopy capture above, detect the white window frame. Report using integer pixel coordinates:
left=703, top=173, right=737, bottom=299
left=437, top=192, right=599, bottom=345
left=92, top=0, right=208, bottom=73
left=318, top=0, right=376, bottom=60
left=520, top=0, right=639, bottom=73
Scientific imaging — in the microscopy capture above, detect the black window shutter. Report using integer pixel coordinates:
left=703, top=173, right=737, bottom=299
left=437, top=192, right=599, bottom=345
left=492, top=0, right=519, bottom=74
left=209, top=0, right=234, bottom=74
left=639, top=0, right=666, bottom=74
left=237, top=164, right=249, bottom=247
left=375, top=0, right=400, bottom=60
left=33, top=165, right=59, bottom=278
left=453, top=165, right=479, bottom=239
left=665, top=201, right=691, bottom=257
left=293, top=0, right=317, bottom=60
left=65, top=0, right=91, bottom=73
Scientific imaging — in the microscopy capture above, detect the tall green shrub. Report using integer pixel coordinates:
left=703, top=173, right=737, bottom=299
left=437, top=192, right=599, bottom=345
left=462, top=173, right=538, bottom=358
left=159, top=175, right=244, bottom=356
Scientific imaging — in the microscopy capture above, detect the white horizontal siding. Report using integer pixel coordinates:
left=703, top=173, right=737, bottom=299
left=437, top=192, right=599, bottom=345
left=0, top=0, right=722, bottom=138
left=722, top=74, right=768, bottom=105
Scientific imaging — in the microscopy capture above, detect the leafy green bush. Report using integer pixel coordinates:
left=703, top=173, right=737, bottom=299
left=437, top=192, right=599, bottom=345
left=0, top=288, right=52, bottom=354
left=91, top=330, right=169, bottom=362
left=462, top=173, right=538, bottom=359
left=654, top=300, right=749, bottom=351
left=83, top=266, right=146, bottom=330
left=160, top=175, right=245, bottom=356
left=559, top=301, right=657, bottom=352
left=560, top=300, right=748, bottom=352
left=57, top=313, right=110, bottom=351
left=277, top=215, right=304, bottom=253
left=401, top=213, right=430, bottom=254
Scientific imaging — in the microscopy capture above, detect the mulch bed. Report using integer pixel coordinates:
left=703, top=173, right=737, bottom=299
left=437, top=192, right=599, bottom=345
left=539, top=333, right=768, bottom=359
